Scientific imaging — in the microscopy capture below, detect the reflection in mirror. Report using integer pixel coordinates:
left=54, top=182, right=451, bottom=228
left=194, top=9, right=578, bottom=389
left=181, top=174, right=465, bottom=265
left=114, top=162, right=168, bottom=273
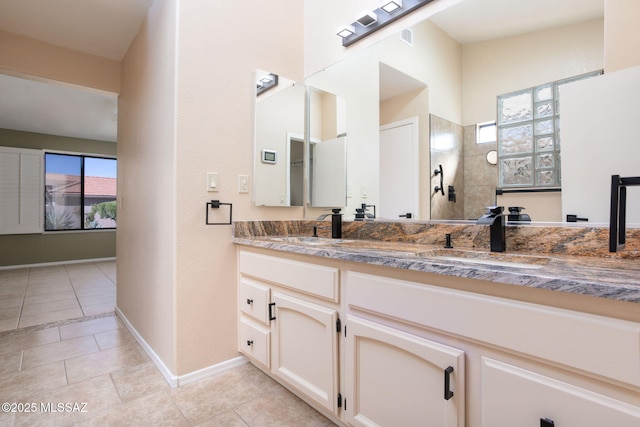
left=308, top=87, right=347, bottom=207
left=254, top=72, right=305, bottom=206
left=304, top=0, right=604, bottom=222
left=430, top=115, right=498, bottom=221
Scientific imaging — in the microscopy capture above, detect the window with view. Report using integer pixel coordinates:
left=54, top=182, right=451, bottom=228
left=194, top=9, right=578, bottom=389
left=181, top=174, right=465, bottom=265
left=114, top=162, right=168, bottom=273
left=44, top=153, right=117, bottom=231
left=497, top=71, right=601, bottom=188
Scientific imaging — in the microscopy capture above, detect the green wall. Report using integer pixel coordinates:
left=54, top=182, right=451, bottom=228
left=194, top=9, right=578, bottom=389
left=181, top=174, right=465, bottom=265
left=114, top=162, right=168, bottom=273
left=0, top=128, right=117, bottom=267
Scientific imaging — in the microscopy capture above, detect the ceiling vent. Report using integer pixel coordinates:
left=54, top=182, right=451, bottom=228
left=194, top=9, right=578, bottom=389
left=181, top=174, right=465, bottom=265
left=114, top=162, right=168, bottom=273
left=401, top=28, right=413, bottom=46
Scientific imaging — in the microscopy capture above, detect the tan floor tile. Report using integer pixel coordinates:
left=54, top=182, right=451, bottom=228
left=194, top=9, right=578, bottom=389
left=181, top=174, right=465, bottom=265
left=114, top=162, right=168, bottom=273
left=233, top=363, right=284, bottom=394
left=0, top=411, right=14, bottom=426
left=0, top=349, right=23, bottom=376
left=65, top=343, right=147, bottom=384
left=73, top=283, right=115, bottom=295
left=0, top=296, right=24, bottom=309
left=81, top=302, right=116, bottom=316
left=59, top=316, right=119, bottom=340
left=0, top=317, right=19, bottom=332
left=22, top=335, right=99, bottom=370
left=24, top=289, right=76, bottom=305
left=18, top=307, right=84, bottom=329
left=0, top=305, right=21, bottom=320
left=77, top=292, right=115, bottom=307
left=170, top=368, right=263, bottom=424
left=234, top=387, right=334, bottom=427
left=0, top=327, right=60, bottom=355
left=21, top=298, right=81, bottom=317
left=0, top=317, right=20, bottom=334
left=196, top=410, right=249, bottom=426
left=0, top=285, right=26, bottom=299
left=14, top=374, right=122, bottom=427
left=25, top=283, right=74, bottom=297
left=110, top=362, right=169, bottom=401
left=94, top=328, right=134, bottom=350
left=80, top=390, right=188, bottom=427
left=0, top=361, right=67, bottom=402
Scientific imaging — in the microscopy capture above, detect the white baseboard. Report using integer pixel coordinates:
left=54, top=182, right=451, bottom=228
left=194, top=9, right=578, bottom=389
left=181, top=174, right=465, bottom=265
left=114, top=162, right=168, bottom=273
left=0, top=257, right=116, bottom=270
left=114, top=306, right=247, bottom=388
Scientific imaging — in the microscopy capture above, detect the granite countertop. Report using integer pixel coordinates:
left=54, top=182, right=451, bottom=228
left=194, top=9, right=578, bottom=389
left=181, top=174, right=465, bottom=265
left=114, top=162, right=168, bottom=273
left=232, top=222, right=640, bottom=304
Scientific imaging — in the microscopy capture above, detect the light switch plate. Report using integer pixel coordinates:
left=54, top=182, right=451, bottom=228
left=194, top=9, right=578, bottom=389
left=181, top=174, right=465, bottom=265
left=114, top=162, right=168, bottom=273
left=238, top=175, right=249, bottom=193
left=207, top=172, right=219, bottom=192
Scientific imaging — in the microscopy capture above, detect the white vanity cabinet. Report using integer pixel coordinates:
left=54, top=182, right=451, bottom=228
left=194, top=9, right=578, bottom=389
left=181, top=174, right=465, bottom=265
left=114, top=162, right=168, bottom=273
left=236, top=246, right=640, bottom=426
left=344, top=315, right=465, bottom=427
left=345, top=270, right=640, bottom=427
left=238, top=250, right=341, bottom=417
left=481, top=357, right=640, bottom=427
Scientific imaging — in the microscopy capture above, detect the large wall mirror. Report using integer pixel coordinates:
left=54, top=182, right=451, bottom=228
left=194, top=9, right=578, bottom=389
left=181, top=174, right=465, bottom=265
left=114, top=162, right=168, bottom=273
left=310, top=0, right=604, bottom=222
left=254, top=0, right=606, bottom=222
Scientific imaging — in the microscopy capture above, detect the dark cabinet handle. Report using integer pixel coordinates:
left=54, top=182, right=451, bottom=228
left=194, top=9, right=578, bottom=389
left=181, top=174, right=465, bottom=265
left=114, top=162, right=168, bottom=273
left=540, top=418, right=554, bottom=427
left=246, top=298, right=253, bottom=305
left=444, top=366, right=454, bottom=400
left=246, top=340, right=253, bottom=346
left=269, top=302, right=276, bottom=321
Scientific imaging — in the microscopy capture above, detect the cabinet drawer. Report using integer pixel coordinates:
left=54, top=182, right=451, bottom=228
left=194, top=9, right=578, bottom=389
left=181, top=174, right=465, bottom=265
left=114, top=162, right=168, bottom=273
left=239, top=316, right=270, bottom=368
left=481, top=357, right=640, bottom=427
left=239, top=278, right=270, bottom=325
left=347, top=271, right=640, bottom=387
left=239, top=250, right=339, bottom=302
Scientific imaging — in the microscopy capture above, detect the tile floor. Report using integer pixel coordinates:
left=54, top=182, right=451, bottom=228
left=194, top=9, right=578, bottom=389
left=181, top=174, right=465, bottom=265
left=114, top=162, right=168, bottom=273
left=0, top=261, right=117, bottom=332
left=0, top=261, right=335, bottom=426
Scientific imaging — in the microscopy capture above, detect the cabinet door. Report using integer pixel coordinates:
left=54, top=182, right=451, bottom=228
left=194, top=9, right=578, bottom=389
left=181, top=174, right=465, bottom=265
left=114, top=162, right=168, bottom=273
left=271, top=292, right=339, bottom=415
left=481, top=357, right=640, bottom=427
left=345, top=315, right=465, bottom=427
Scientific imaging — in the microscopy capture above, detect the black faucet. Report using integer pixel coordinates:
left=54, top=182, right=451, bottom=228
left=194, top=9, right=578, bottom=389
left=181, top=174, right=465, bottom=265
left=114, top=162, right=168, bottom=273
left=331, top=208, right=342, bottom=238
left=477, top=206, right=506, bottom=252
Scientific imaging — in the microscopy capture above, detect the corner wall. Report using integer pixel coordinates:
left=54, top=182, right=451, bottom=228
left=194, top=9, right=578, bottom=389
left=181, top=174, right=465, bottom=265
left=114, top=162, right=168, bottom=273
left=117, top=0, right=305, bottom=378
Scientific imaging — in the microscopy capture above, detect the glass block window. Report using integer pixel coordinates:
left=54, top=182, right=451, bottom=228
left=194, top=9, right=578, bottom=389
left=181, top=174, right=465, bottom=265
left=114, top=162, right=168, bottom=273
left=497, top=71, right=601, bottom=188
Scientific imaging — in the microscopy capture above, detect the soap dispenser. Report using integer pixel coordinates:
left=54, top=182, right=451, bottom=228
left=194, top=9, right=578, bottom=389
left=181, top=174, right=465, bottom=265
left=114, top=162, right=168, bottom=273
left=331, top=208, right=342, bottom=239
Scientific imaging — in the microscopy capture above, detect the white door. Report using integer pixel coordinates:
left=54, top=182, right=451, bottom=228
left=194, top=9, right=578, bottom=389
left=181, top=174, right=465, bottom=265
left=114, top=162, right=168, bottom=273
left=345, top=315, right=465, bottom=427
left=482, top=357, right=640, bottom=427
left=271, top=291, right=340, bottom=415
left=379, top=118, right=418, bottom=219
left=311, top=136, right=346, bottom=207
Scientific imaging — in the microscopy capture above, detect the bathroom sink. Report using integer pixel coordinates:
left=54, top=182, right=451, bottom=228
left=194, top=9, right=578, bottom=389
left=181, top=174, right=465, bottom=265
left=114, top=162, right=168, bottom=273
left=414, top=249, right=551, bottom=269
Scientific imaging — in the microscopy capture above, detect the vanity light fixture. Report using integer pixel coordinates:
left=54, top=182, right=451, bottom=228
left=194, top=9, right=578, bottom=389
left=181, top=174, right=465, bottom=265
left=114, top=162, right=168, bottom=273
left=355, top=10, right=377, bottom=27
left=336, top=24, right=356, bottom=38
left=337, top=0, right=434, bottom=47
left=381, top=0, right=403, bottom=13
left=256, top=73, right=278, bottom=96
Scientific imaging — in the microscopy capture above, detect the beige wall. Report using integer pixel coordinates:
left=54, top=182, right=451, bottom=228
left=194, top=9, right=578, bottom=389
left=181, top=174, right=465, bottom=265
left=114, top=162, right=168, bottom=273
left=605, top=0, right=640, bottom=72
left=0, top=29, right=120, bottom=93
left=462, top=19, right=604, bottom=127
left=117, top=0, right=179, bottom=376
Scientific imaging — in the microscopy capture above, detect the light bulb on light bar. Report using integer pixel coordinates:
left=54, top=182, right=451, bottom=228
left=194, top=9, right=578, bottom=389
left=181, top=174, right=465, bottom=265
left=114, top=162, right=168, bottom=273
left=336, top=24, right=355, bottom=38
left=355, top=10, right=377, bottom=27
left=259, top=75, right=274, bottom=84
left=381, top=0, right=402, bottom=13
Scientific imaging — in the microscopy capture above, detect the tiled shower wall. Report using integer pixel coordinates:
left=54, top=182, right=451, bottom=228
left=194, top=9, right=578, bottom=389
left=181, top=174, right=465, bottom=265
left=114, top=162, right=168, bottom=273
left=429, top=115, right=464, bottom=220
